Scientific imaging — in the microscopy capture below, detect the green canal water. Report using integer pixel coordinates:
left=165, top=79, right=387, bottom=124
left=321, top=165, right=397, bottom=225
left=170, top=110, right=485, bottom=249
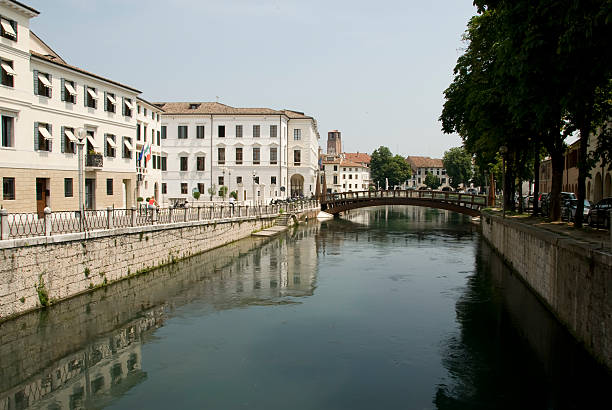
left=0, top=206, right=609, bottom=409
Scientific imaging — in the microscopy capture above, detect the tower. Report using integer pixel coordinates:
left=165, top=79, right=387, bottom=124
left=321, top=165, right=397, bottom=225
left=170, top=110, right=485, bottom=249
left=327, top=130, right=341, bottom=155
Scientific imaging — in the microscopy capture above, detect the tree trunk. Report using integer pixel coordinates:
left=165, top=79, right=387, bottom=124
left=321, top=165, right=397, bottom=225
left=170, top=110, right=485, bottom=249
left=574, top=121, right=591, bottom=228
left=533, top=141, right=540, bottom=215
left=504, top=155, right=514, bottom=212
left=550, top=149, right=564, bottom=221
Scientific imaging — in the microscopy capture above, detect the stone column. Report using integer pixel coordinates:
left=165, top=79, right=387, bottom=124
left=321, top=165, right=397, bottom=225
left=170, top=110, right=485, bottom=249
left=131, top=206, right=137, bottom=227
left=44, top=207, right=52, bottom=236
left=107, top=207, right=114, bottom=229
left=0, top=209, right=8, bottom=240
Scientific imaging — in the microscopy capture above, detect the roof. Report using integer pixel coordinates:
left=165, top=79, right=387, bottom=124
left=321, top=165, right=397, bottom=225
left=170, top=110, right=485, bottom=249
left=405, top=156, right=444, bottom=169
left=30, top=51, right=141, bottom=93
left=30, top=32, right=65, bottom=64
left=137, top=96, right=165, bottom=112
left=344, top=152, right=371, bottom=165
left=340, top=159, right=366, bottom=168
left=5, top=0, right=39, bottom=15
left=155, top=102, right=315, bottom=119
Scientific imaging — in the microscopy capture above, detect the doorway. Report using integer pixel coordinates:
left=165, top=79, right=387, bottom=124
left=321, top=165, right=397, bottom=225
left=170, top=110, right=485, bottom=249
left=36, top=178, right=49, bottom=218
left=85, top=178, right=95, bottom=210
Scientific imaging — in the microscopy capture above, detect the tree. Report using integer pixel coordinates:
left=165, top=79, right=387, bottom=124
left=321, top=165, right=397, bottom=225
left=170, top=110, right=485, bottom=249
left=443, top=147, right=473, bottom=189
left=219, top=185, right=228, bottom=200
left=207, top=184, right=217, bottom=201
left=192, top=191, right=200, bottom=200
left=370, top=146, right=412, bottom=188
left=424, top=173, right=441, bottom=190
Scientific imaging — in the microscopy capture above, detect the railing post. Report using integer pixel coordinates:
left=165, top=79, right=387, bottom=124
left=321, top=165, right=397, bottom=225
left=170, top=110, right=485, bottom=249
left=152, top=207, right=158, bottom=224
left=107, top=206, right=114, bottom=229
left=0, top=209, right=8, bottom=240
left=169, top=207, right=174, bottom=223
left=184, top=208, right=188, bottom=222
left=197, top=206, right=201, bottom=221
left=44, top=207, right=52, bottom=236
left=131, top=206, right=137, bottom=226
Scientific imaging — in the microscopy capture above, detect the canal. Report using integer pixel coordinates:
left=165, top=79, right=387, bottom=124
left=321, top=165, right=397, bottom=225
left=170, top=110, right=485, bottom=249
left=0, top=206, right=609, bottom=409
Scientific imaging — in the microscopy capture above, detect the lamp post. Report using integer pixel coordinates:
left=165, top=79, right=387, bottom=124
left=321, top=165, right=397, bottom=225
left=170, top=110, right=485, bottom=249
left=252, top=170, right=257, bottom=206
left=499, top=145, right=508, bottom=218
left=76, top=127, right=86, bottom=220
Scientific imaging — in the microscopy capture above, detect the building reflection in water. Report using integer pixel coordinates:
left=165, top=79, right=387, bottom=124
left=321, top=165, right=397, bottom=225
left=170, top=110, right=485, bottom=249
left=0, top=224, right=319, bottom=410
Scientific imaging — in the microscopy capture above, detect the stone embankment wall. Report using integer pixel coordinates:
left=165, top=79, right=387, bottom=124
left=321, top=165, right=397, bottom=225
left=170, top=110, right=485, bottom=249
left=0, top=215, right=276, bottom=320
left=481, top=212, right=612, bottom=369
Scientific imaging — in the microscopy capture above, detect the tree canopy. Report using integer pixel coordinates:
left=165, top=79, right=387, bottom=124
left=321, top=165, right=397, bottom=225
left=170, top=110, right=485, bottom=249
left=424, top=173, right=441, bottom=190
left=443, top=147, right=473, bottom=189
left=370, top=146, right=412, bottom=188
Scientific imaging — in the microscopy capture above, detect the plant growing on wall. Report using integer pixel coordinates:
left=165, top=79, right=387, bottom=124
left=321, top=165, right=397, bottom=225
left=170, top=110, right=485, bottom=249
left=219, top=186, right=228, bottom=200
left=137, top=197, right=144, bottom=202
left=207, top=184, right=217, bottom=201
left=193, top=191, right=201, bottom=200
left=230, top=190, right=238, bottom=200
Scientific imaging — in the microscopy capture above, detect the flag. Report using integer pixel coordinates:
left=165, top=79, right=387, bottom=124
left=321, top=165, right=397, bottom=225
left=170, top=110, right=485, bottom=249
left=138, top=144, right=145, bottom=162
left=145, top=144, right=151, bottom=162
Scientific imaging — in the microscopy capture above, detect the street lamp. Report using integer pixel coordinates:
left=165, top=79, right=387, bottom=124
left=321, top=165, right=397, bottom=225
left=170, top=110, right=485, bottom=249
left=76, top=127, right=86, bottom=218
left=499, top=145, right=508, bottom=218
left=252, top=170, right=257, bottom=206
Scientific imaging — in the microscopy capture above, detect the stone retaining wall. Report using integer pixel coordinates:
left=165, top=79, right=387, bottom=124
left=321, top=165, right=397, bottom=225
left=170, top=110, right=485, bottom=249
left=481, top=212, right=612, bottom=369
left=0, top=215, right=276, bottom=320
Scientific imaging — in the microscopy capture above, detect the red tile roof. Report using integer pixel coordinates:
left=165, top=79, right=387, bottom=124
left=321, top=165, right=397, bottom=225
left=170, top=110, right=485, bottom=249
left=406, top=156, right=444, bottom=169
left=344, top=152, right=371, bottom=165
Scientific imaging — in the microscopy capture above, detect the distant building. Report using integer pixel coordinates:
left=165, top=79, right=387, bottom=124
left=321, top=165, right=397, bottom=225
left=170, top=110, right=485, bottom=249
left=405, top=156, right=450, bottom=188
left=327, top=130, right=341, bottom=155
left=321, top=154, right=370, bottom=193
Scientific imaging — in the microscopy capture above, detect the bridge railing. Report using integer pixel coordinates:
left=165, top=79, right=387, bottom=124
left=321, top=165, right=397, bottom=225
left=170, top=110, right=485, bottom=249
left=321, top=189, right=487, bottom=206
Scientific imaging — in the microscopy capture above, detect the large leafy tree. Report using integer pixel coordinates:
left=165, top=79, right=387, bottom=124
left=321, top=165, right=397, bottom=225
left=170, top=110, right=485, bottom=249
left=370, top=147, right=412, bottom=188
left=424, top=173, right=441, bottom=190
left=443, top=147, right=473, bottom=189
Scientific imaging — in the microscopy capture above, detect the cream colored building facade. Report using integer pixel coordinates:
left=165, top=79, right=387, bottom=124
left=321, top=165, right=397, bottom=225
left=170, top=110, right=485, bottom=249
left=135, top=98, right=163, bottom=204
left=0, top=0, right=140, bottom=213
left=321, top=154, right=370, bottom=193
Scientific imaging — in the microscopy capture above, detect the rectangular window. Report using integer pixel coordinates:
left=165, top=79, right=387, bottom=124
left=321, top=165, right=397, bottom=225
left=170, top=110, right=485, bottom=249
left=235, top=147, right=243, bottom=164
left=333, top=165, right=338, bottom=171
left=0, top=17, right=17, bottom=41
left=36, top=122, right=52, bottom=152
left=162, top=183, right=167, bottom=194
left=178, top=125, right=188, bottom=139
left=196, top=125, right=205, bottom=139
left=218, top=176, right=224, bottom=186
left=105, top=134, right=116, bottom=157
left=64, top=178, right=73, bottom=197
left=236, top=125, right=243, bottom=138
left=236, top=176, right=243, bottom=184
left=218, top=147, right=225, bottom=164
left=105, top=92, right=116, bottom=113
left=136, top=124, right=141, bottom=141
left=218, top=125, right=225, bottom=138
left=157, top=130, right=160, bottom=145
left=1, top=59, right=15, bottom=87
left=180, top=156, right=188, bottom=171
left=123, top=98, right=133, bottom=117
left=253, top=147, right=260, bottom=165
left=294, top=149, right=301, bottom=165
left=123, top=137, right=133, bottom=158
left=106, top=179, right=113, bottom=195
left=181, top=183, right=188, bottom=194
left=143, top=125, right=147, bottom=142
left=197, top=183, right=205, bottom=194
left=270, top=147, right=277, bottom=165
left=253, top=125, right=260, bottom=138
left=254, top=176, right=259, bottom=184
left=63, top=79, right=77, bottom=103
left=161, top=156, right=167, bottom=171
left=1, top=115, right=14, bottom=147
left=349, top=174, right=353, bottom=179
left=3, top=177, right=15, bottom=200
left=161, top=125, right=167, bottom=139
left=270, top=125, right=277, bottom=138
left=271, top=176, right=277, bottom=185
left=197, top=156, right=205, bottom=171
left=36, top=72, right=52, bottom=97
left=333, top=175, right=338, bottom=184
left=85, top=86, right=98, bottom=108
left=293, top=129, right=301, bottom=140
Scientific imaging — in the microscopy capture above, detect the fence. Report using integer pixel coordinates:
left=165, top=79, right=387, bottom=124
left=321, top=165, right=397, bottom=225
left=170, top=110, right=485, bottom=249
left=0, top=200, right=319, bottom=240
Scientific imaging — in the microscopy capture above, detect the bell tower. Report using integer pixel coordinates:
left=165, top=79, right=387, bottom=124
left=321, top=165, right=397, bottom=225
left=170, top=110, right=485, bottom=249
left=327, top=130, right=341, bottom=155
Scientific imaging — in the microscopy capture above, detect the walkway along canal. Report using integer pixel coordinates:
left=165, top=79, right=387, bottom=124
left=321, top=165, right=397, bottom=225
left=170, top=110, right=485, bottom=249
left=0, top=206, right=609, bottom=409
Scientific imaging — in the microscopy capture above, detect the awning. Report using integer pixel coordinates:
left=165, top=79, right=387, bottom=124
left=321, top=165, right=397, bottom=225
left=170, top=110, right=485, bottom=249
left=87, top=88, right=98, bottom=99
left=124, top=99, right=134, bottom=110
left=86, top=134, right=100, bottom=148
left=1, top=20, right=16, bottom=37
left=107, top=94, right=117, bottom=105
left=38, top=74, right=51, bottom=88
left=64, top=82, right=77, bottom=95
left=1, top=63, right=16, bottom=76
left=38, top=126, right=53, bottom=140
left=123, top=139, right=134, bottom=150
left=106, top=137, right=117, bottom=148
left=64, top=129, right=77, bottom=142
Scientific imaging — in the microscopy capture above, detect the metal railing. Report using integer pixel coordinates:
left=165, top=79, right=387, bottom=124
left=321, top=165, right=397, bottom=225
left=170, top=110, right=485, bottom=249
left=0, top=200, right=320, bottom=240
left=321, top=189, right=488, bottom=206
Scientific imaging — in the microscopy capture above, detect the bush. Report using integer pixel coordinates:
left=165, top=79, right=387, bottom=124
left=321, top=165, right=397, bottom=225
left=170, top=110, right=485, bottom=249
left=137, top=197, right=144, bottom=202
left=193, top=191, right=201, bottom=200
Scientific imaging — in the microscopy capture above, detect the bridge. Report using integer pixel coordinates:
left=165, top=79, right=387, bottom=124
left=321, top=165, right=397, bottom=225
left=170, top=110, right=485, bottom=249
left=320, top=189, right=488, bottom=217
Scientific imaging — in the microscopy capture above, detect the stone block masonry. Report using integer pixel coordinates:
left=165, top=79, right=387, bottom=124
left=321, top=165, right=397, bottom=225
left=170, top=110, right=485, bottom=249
left=0, top=215, right=276, bottom=320
left=481, top=212, right=612, bottom=369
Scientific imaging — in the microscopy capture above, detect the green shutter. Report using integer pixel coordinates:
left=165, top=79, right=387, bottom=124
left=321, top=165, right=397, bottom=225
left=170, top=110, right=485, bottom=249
left=61, top=126, right=65, bottom=153
left=34, top=122, right=38, bottom=151
left=84, top=85, right=87, bottom=107
left=33, top=69, right=38, bottom=95
left=61, top=78, right=65, bottom=101
left=48, top=73, right=52, bottom=98
left=122, top=97, right=126, bottom=116
left=104, top=133, right=108, bottom=157
left=104, top=91, right=108, bottom=112
left=48, top=124, right=52, bottom=152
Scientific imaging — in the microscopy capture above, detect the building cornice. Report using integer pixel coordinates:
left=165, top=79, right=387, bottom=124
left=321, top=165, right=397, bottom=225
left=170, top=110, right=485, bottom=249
left=0, top=0, right=39, bottom=17
left=30, top=103, right=137, bottom=130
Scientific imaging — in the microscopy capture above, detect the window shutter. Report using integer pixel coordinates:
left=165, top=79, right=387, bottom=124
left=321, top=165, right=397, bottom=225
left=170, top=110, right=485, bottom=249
left=73, top=82, right=77, bottom=104
left=61, top=78, right=65, bottom=101
left=104, top=133, right=108, bottom=156
left=61, top=126, right=65, bottom=153
left=48, top=73, right=52, bottom=98
left=48, top=124, right=52, bottom=151
left=122, top=97, right=125, bottom=116
left=34, top=122, right=38, bottom=151
left=33, top=69, right=38, bottom=95
left=104, top=91, right=108, bottom=112
left=84, top=85, right=87, bottom=107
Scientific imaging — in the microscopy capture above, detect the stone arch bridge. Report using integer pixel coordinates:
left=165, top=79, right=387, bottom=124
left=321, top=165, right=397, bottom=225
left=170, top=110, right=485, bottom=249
left=321, top=190, right=488, bottom=217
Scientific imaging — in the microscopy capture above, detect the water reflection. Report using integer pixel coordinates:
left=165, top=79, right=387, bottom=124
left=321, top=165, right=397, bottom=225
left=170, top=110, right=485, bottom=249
left=0, top=225, right=319, bottom=409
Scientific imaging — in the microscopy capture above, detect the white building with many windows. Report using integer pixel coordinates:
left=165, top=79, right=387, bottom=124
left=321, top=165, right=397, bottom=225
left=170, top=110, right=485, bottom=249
left=0, top=0, right=140, bottom=213
left=321, top=155, right=370, bottom=193
left=405, top=156, right=451, bottom=189
left=135, top=98, right=163, bottom=204
left=156, top=102, right=319, bottom=205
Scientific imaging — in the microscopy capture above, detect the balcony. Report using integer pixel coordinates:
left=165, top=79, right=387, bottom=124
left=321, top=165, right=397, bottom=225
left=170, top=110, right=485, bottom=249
left=85, top=153, right=103, bottom=169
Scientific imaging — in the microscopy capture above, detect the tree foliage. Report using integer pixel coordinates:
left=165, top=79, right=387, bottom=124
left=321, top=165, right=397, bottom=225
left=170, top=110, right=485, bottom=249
left=370, top=146, right=412, bottom=188
left=443, top=147, right=473, bottom=189
left=424, top=173, right=441, bottom=190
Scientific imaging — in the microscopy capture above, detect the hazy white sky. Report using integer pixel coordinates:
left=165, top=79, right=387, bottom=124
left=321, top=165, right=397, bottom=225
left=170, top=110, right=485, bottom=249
left=28, top=0, right=476, bottom=158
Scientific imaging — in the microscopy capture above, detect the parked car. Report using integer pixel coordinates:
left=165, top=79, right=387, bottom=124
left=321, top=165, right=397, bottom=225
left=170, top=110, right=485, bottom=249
left=587, top=197, right=611, bottom=228
left=441, top=186, right=453, bottom=192
left=523, top=195, right=534, bottom=209
left=561, top=199, right=590, bottom=222
left=541, top=192, right=576, bottom=216
left=467, top=188, right=478, bottom=195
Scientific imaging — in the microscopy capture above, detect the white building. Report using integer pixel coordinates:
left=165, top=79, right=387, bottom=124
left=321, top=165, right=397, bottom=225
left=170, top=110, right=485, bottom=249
left=156, top=102, right=319, bottom=205
left=321, top=155, right=370, bottom=193
left=135, top=98, right=163, bottom=203
left=0, top=0, right=140, bottom=213
left=405, top=156, right=451, bottom=189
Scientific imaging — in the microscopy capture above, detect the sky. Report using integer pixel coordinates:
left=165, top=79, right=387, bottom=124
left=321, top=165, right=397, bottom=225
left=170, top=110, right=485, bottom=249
left=26, top=0, right=477, bottom=158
